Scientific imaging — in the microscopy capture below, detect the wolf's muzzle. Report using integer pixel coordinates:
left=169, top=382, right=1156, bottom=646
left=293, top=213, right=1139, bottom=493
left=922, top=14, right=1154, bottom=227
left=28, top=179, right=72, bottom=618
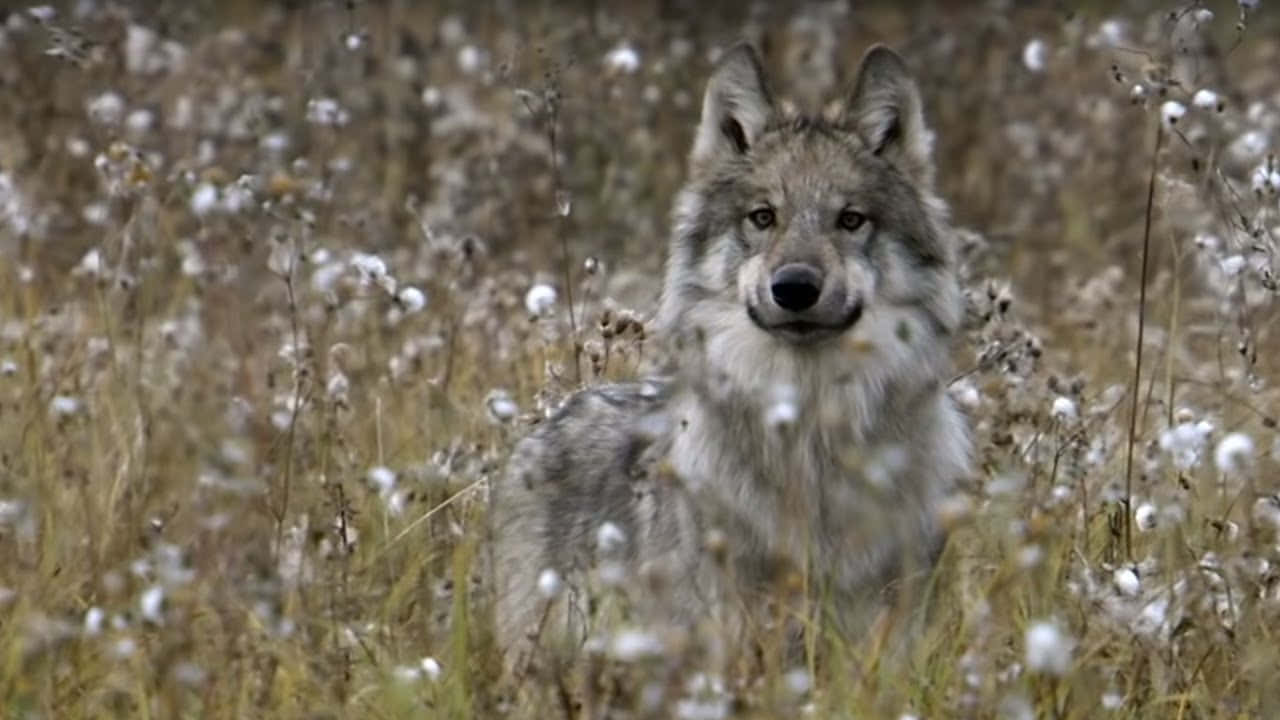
left=747, top=296, right=864, bottom=345
left=770, top=263, right=823, bottom=312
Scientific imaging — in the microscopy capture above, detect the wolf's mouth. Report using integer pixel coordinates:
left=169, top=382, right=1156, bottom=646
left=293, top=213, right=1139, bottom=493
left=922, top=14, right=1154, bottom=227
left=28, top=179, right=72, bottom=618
left=747, top=302, right=864, bottom=344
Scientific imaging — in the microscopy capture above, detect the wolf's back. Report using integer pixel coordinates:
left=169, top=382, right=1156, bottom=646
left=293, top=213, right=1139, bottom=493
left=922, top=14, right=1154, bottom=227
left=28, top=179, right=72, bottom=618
left=489, top=379, right=682, bottom=652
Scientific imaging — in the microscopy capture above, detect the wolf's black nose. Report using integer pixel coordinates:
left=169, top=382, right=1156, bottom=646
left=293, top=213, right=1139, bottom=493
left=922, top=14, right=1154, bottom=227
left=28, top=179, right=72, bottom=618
left=771, top=263, right=823, bottom=312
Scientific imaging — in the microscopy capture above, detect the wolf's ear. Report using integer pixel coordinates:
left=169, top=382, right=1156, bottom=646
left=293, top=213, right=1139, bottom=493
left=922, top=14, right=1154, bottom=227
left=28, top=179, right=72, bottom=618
left=691, top=43, right=774, bottom=167
left=846, top=45, right=933, bottom=184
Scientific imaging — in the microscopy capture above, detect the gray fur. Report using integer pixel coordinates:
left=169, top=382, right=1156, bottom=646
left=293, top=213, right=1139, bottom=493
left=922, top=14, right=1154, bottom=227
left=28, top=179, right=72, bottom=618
left=490, top=43, right=971, bottom=662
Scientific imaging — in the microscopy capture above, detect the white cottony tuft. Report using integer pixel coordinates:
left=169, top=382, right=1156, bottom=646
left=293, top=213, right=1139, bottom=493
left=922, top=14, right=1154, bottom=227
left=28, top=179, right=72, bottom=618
left=949, top=378, right=981, bottom=409
left=75, top=247, right=104, bottom=277
left=1250, top=165, right=1277, bottom=194
left=191, top=182, right=219, bottom=216
left=306, top=97, right=349, bottom=126
left=783, top=667, right=812, bottom=696
left=764, top=384, right=799, bottom=430
left=485, top=390, right=519, bottom=423
left=1158, top=420, right=1213, bottom=470
left=524, top=283, right=558, bottom=315
left=125, top=108, right=154, bottom=134
left=537, top=568, right=563, bottom=598
left=605, top=42, right=641, bottom=74
left=1192, top=89, right=1221, bottom=110
left=84, top=606, right=106, bottom=636
left=1214, top=433, right=1254, bottom=474
left=1134, top=501, right=1158, bottom=531
left=27, top=5, right=56, bottom=21
left=1098, top=19, right=1126, bottom=44
left=1219, top=254, right=1247, bottom=276
left=1024, top=620, right=1074, bottom=676
left=397, top=286, right=427, bottom=314
left=1252, top=497, right=1280, bottom=531
left=140, top=585, right=165, bottom=624
left=1160, top=101, right=1186, bottom=127
left=326, top=371, right=349, bottom=400
left=1022, top=39, right=1046, bottom=72
left=1051, top=395, right=1077, bottom=421
left=50, top=395, right=81, bottom=416
left=609, top=628, right=663, bottom=662
left=420, top=657, right=442, bottom=681
left=457, top=45, right=485, bottom=74
left=597, top=521, right=627, bottom=553
left=367, top=466, right=396, bottom=494
left=1113, top=566, right=1141, bottom=596
left=87, top=91, right=125, bottom=125
left=351, top=252, right=389, bottom=283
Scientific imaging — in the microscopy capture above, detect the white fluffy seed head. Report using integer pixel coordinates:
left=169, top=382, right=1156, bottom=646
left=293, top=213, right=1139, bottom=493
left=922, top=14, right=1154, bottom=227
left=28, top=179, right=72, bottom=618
left=139, top=585, right=165, bottom=624
left=1025, top=620, right=1074, bottom=676
left=1022, top=39, right=1046, bottom=72
left=609, top=628, right=663, bottom=662
left=1160, top=100, right=1186, bottom=127
left=1134, top=501, right=1158, bottom=532
left=84, top=606, right=106, bottom=636
left=1214, top=432, right=1254, bottom=474
left=949, top=379, right=981, bottom=409
left=784, top=667, right=812, bottom=696
left=1051, top=395, right=1078, bottom=422
left=536, top=568, right=563, bottom=598
left=605, top=43, right=641, bottom=74
left=1251, top=497, right=1280, bottom=532
left=50, top=395, right=81, bottom=417
left=397, top=286, right=426, bottom=313
left=524, top=283, right=557, bottom=316
left=1159, top=421, right=1213, bottom=470
left=763, top=383, right=799, bottom=430
left=366, top=466, right=396, bottom=493
left=351, top=252, right=388, bottom=282
left=1220, top=254, right=1247, bottom=276
left=597, top=521, right=627, bottom=553
left=485, top=390, right=519, bottom=423
left=1192, top=88, right=1221, bottom=110
left=1113, top=567, right=1141, bottom=596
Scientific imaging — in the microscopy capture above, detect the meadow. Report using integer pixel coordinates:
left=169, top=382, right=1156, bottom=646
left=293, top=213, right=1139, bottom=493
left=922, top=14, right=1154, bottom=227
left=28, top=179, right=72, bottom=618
left=0, top=1, right=1278, bottom=717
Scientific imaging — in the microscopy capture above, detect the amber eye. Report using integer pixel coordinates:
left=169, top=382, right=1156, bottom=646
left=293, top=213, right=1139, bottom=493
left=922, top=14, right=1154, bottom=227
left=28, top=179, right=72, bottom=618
left=838, top=210, right=867, bottom=232
left=747, top=207, right=775, bottom=230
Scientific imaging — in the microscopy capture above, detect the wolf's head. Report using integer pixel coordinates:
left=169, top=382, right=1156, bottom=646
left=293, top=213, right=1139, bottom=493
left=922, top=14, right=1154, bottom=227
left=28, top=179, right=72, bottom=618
left=658, top=44, right=961, bottom=362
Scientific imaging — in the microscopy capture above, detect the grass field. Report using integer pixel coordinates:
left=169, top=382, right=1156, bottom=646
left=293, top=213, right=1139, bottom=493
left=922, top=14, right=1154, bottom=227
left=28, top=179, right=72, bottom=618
left=1, top=1, right=1279, bottom=717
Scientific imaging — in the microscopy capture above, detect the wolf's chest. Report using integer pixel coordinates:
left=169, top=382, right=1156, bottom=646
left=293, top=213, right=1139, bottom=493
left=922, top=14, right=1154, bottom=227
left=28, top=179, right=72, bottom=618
left=665, top=399, right=903, bottom=577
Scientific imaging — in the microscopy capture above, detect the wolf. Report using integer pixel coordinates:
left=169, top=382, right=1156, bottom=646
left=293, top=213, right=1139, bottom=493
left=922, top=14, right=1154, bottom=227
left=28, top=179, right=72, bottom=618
left=490, top=43, right=971, bottom=666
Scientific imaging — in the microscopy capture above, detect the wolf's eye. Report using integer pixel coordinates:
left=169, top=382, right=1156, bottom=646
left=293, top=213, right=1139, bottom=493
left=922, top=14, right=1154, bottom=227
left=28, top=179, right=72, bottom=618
left=747, top=207, right=775, bottom=230
left=838, top=210, right=867, bottom=232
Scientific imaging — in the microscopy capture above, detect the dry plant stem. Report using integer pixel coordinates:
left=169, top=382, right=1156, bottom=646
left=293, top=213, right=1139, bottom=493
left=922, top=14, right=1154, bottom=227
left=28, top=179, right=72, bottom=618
left=1124, top=119, right=1163, bottom=563
left=523, top=79, right=582, bottom=383
left=1164, top=232, right=1183, bottom=429
left=276, top=266, right=304, bottom=554
left=551, top=126, right=581, bottom=384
